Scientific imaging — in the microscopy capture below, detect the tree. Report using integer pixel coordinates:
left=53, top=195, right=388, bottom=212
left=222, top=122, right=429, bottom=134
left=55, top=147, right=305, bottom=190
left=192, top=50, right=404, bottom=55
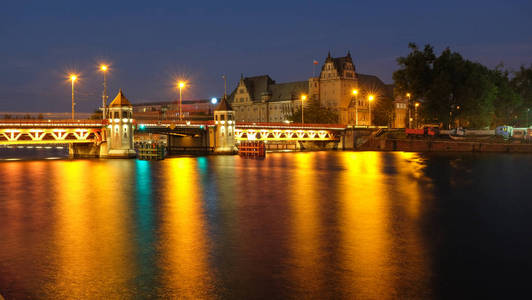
left=490, top=67, right=522, bottom=126
left=511, top=65, right=532, bottom=126
left=288, top=99, right=338, bottom=124
left=373, top=95, right=394, bottom=126
left=393, top=44, right=504, bottom=128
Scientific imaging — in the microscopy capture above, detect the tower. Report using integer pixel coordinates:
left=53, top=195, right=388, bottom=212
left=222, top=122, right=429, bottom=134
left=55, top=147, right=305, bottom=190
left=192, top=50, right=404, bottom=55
left=213, top=96, right=237, bottom=153
left=104, top=89, right=136, bottom=158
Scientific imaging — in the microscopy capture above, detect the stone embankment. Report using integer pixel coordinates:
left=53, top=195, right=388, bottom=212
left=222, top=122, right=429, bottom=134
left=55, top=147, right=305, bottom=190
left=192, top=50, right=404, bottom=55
left=359, top=138, right=532, bottom=153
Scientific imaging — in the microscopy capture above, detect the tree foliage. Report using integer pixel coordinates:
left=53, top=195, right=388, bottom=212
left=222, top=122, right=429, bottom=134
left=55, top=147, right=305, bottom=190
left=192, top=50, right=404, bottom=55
left=288, top=99, right=338, bottom=124
left=393, top=43, right=531, bottom=128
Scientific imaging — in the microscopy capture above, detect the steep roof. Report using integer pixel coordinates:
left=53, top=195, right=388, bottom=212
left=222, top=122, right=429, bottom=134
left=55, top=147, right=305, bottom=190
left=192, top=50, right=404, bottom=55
left=242, top=75, right=275, bottom=101
left=214, top=96, right=233, bottom=111
left=109, top=89, right=132, bottom=107
left=229, top=75, right=308, bottom=103
left=322, top=51, right=355, bottom=76
left=269, top=81, right=308, bottom=101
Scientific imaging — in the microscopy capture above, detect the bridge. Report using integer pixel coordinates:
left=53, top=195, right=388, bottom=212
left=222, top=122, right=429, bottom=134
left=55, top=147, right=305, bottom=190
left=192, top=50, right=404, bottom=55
left=0, top=91, right=366, bottom=158
left=0, top=120, right=102, bottom=145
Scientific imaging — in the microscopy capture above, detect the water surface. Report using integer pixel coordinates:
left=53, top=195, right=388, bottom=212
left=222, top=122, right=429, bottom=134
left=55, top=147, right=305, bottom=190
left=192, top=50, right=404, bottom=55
left=0, top=152, right=531, bottom=299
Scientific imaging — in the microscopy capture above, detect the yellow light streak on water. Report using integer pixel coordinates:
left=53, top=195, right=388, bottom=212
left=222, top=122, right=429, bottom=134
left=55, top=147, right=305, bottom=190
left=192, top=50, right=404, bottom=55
left=160, top=158, right=213, bottom=298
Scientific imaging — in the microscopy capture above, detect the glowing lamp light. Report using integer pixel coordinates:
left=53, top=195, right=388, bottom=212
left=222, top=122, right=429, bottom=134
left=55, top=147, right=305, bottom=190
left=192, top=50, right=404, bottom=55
left=70, top=75, right=77, bottom=82
left=301, top=95, right=307, bottom=100
left=100, top=65, right=108, bottom=71
left=415, top=103, right=420, bottom=107
left=178, top=81, right=185, bottom=88
left=368, top=95, right=375, bottom=102
left=352, top=89, right=358, bottom=95
left=211, top=97, right=218, bottom=104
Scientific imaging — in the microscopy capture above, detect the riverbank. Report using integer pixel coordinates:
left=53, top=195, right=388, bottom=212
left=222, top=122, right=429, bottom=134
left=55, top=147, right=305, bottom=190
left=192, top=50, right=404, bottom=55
left=359, top=138, right=532, bottom=153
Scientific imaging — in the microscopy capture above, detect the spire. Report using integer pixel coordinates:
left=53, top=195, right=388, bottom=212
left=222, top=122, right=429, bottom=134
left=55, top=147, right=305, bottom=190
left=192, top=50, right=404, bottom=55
left=347, top=50, right=351, bottom=58
left=240, top=73, right=244, bottom=80
left=327, top=50, right=331, bottom=59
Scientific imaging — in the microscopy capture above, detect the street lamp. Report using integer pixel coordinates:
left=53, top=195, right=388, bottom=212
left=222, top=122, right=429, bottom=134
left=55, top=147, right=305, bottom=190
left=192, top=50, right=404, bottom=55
left=368, top=94, right=375, bottom=126
left=352, top=89, right=359, bottom=126
left=414, top=102, right=420, bottom=128
left=70, top=74, right=77, bottom=120
left=406, top=92, right=412, bottom=128
left=177, top=81, right=186, bottom=121
left=301, top=94, right=307, bottom=124
left=100, top=65, right=108, bottom=119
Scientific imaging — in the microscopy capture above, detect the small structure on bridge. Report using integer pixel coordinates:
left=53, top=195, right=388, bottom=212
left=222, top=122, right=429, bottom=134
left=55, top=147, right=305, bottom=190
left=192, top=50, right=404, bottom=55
left=212, top=96, right=237, bottom=153
left=101, top=89, right=136, bottom=158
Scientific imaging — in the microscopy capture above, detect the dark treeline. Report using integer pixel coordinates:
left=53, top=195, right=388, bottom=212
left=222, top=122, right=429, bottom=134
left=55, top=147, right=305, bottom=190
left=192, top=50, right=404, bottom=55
left=393, top=43, right=532, bottom=128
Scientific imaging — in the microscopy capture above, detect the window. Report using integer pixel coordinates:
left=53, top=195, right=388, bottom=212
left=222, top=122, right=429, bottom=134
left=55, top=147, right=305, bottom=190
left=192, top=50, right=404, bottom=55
left=221, top=115, right=225, bottom=121
left=239, top=88, right=244, bottom=93
left=114, top=112, right=119, bottom=119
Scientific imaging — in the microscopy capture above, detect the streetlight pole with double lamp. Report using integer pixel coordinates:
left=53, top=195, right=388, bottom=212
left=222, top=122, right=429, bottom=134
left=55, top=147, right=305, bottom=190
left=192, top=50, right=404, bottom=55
left=70, top=74, right=77, bottom=120
left=406, top=93, right=412, bottom=128
left=368, top=94, right=375, bottom=126
left=415, top=102, right=420, bottom=128
left=301, top=95, right=307, bottom=124
left=352, top=89, right=358, bottom=126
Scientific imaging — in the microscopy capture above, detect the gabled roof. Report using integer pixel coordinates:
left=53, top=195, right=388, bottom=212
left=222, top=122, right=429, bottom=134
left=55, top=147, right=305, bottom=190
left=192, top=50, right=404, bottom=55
left=214, top=96, right=233, bottom=111
left=109, top=89, right=132, bottom=107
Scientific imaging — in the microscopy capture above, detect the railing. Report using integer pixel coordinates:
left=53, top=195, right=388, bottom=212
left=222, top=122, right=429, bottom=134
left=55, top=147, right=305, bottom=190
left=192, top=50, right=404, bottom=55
left=168, top=146, right=215, bottom=154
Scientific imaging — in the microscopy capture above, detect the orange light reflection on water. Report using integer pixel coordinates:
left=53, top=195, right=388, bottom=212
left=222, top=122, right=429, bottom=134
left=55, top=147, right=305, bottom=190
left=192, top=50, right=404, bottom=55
left=160, top=158, right=213, bottom=298
left=289, top=153, right=324, bottom=295
left=51, top=160, right=135, bottom=298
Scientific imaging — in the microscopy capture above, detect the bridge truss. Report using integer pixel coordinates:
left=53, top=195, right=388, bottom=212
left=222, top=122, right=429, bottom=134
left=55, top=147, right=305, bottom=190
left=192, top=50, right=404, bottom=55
left=0, top=121, right=102, bottom=145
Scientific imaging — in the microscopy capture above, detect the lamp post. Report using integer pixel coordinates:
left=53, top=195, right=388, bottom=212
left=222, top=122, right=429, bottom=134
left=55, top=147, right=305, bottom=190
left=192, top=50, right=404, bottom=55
left=210, top=97, right=218, bottom=115
left=352, top=89, right=358, bottom=126
left=415, top=102, right=420, bottom=128
left=368, top=94, right=375, bottom=126
left=100, top=65, right=108, bottom=119
left=177, top=81, right=185, bottom=121
left=301, top=94, right=307, bottom=124
left=70, top=74, right=77, bottom=120
left=406, top=93, right=411, bottom=128
left=527, top=108, right=530, bottom=127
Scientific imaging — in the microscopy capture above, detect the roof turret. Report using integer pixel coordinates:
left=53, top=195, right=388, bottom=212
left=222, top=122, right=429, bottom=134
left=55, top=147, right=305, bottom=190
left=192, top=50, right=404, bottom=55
left=214, top=96, right=233, bottom=111
left=109, top=89, right=132, bottom=107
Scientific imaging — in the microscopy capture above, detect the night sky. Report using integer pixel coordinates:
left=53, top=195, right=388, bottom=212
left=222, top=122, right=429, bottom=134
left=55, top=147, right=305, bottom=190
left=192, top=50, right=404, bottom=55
left=1, top=0, right=531, bottom=113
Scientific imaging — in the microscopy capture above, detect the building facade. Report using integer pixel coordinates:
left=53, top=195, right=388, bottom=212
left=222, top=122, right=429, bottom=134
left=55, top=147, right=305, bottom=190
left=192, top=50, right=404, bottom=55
left=229, top=51, right=394, bottom=126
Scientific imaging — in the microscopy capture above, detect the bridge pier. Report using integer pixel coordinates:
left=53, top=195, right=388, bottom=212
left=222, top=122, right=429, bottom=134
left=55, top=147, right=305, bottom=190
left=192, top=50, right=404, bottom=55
left=69, top=143, right=101, bottom=158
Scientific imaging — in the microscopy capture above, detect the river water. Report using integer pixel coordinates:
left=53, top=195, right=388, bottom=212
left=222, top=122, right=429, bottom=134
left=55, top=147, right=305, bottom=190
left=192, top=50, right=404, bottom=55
left=0, top=151, right=531, bottom=299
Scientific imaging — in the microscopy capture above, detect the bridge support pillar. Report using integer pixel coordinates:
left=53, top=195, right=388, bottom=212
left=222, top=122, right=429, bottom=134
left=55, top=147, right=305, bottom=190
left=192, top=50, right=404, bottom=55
left=69, top=143, right=100, bottom=158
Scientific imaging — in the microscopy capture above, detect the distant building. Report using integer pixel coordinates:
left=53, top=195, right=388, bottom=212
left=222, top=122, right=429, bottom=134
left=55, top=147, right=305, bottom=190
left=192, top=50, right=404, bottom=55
left=132, top=99, right=215, bottom=120
left=229, top=51, right=395, bottom=125
left=393, top=94, right=409, bottom=128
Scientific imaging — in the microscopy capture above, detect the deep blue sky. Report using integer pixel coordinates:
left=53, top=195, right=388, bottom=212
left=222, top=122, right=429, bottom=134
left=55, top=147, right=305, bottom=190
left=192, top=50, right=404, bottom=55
left=1, top=0, right=531, bottom=112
